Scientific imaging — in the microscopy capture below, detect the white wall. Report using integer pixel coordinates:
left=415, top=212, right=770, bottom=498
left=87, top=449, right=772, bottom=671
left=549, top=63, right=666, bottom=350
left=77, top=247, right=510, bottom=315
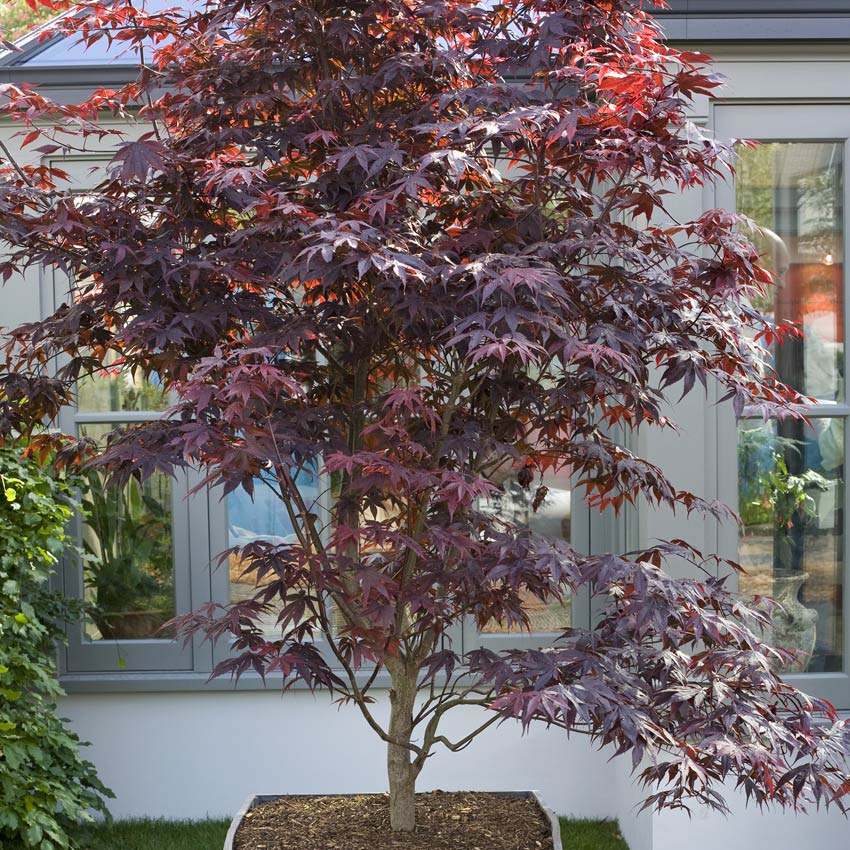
left=651, top=794, right=849, bottom=850
left=61, top=690, right=849, bottom=849
left=59, top=690, right=618, bottom=821
left=614, top=760, right=653, bottom=850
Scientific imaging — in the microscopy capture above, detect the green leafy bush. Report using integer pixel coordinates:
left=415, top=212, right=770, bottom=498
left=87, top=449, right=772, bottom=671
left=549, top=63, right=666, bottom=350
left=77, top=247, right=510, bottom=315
left=0, top=443, right=112, bottom=849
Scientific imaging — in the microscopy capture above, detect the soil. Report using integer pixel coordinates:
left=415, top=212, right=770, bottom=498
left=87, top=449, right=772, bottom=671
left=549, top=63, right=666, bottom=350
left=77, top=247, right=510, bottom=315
left=232, top=791, right=556, bottom=850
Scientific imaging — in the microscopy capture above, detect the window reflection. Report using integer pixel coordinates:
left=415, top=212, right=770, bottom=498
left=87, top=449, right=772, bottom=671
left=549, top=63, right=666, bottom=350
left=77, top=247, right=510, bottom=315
left=736, top=140, right=846, bottom=675
left=737, top=142, right=844, bottom=403
left=480, top=470, right=572, bottom=635
left=738, top=419, right=844, bottom=673
left=76, top=351, right=168, bottom=413
left=226, top=468, right=320, bottom=634
left=79, top=423, right=176, bottom=641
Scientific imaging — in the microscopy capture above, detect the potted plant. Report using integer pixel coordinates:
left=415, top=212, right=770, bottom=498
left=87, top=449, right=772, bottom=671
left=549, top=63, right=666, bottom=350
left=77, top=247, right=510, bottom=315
left=3, top=0, right=850, bottom=845
left=738, top=427, right=828, bottom=672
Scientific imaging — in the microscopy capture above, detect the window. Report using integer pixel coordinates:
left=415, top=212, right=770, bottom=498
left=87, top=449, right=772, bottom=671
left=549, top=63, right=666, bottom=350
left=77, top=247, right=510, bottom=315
left=51, top=156, right=213, bottom=678
left=716, top=105, right=850, bottom=706
left=208, top=466, right=333, bottom=668
left=225, top=469, right=321, bottom=631
left=60, top=372, right=200, bottom=673
left=463, top=466, right=592, bottom=654
left=49, top=155, right=595, bottom=687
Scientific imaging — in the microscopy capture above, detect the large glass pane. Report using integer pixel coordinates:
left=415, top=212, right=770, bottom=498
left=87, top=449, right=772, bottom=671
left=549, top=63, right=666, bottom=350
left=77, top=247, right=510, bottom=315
left=79, top=423, right=176, bottom=641
left=480, top=469, right=572, bottom=635
left=738, top=418, right=844, bottom=673
left=737, top=141, right=844, bottom=403
left=76, top=351, right=168, bottom=412
left=227, top=468, right=321, bottom=634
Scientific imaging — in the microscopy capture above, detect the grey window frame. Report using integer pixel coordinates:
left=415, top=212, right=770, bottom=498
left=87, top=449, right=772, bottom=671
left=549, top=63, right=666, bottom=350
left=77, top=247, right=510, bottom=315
left=461, top=471, right=595, bottom=655
left=653, top=2, right=850, bottom=43
left=713, top=102, right=850, bottom=710
left=50, top=154, right=214, bottom=679
left=660, top=1, right=850, bottom=14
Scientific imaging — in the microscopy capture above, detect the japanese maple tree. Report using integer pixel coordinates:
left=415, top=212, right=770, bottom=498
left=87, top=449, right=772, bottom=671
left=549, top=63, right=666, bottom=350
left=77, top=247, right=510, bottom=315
left=1, top=0, right=849, bottom=832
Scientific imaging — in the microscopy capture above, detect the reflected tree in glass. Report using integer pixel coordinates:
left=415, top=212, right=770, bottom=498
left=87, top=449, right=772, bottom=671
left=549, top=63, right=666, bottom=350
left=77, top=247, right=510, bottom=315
left=737, top=141, right=844, bottom=403
left=227, top=467, right=321, bottom=635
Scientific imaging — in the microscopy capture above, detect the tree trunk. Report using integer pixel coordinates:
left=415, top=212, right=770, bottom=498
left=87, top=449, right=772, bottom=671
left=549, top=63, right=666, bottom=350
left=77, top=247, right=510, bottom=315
left=387, top=666, right=417, bottom=832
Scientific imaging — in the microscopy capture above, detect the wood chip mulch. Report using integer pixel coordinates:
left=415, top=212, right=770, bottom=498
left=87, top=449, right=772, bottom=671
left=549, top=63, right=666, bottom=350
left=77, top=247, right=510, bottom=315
left=233, top=791, right=556, bottom=850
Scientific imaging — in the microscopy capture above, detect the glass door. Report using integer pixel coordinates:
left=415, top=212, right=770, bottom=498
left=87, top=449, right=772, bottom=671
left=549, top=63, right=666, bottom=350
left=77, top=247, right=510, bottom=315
left=714, top=104, right=850, bottom=703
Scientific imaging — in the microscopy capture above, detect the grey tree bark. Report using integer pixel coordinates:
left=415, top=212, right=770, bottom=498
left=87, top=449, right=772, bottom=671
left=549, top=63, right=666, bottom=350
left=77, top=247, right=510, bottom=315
left=387, top=664, right=418, bottom=832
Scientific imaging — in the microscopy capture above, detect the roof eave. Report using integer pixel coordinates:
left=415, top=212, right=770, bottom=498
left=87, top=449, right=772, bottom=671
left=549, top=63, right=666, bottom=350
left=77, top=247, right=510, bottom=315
left=0, top=64, right=139, bottom=87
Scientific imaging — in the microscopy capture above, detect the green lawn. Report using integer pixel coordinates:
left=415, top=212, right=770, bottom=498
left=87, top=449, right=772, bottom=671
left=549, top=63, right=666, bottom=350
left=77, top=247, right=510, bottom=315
left=80, top=816, right=630, bottom=849
left=560, top=818, right=631, bottom=850
left=81, top=818, right=230, bottom=850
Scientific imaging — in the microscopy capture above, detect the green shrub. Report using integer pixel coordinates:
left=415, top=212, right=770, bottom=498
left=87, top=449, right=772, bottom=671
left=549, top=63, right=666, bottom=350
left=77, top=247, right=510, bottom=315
left=0, top=443, right=112, bottom=849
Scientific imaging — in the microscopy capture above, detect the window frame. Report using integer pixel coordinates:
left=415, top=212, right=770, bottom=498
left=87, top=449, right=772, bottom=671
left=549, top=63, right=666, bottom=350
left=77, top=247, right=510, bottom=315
left=55, top=313, right=214, bottom=675
left=714, top=102, right=850, bottom=709
left=660, top=0, right=850, bottom=13
left=49, top=154, right=213, bottom=678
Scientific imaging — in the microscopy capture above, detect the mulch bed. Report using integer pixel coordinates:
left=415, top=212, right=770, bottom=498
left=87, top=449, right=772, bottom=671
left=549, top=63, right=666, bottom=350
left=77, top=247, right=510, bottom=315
left=233, top=791, right=556, bottom=850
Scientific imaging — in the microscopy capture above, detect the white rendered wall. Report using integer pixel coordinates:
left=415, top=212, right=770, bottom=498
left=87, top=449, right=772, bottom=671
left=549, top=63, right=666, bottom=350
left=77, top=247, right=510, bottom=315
left=58, top=690, right=619, bottom=821
left=651, top=795, right=849, bottom=850
left=613, top=760, right=653, bottom=850
left=63, top=690, right=849, bottom=849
